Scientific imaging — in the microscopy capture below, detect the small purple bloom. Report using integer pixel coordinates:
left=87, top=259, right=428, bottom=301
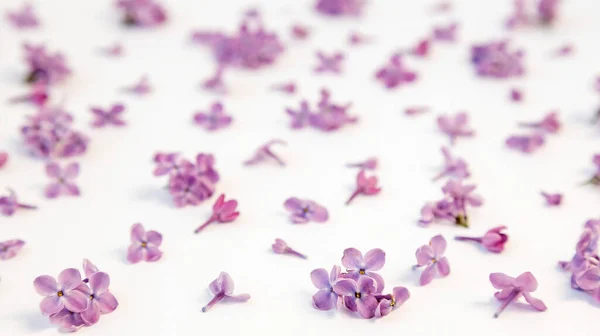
left=291, top=24, right=309, bottom=40
left=6, top=4, right=39, bottom=29
left=419, top=199, right=456, bottom=226
left=272, top=238, right=307, bottom=259
left=193, top=102, right=232, bottom=131
left=510, top=88, right=523, bottom=102
left=346, top=157, right=377, bottom=170
left=490, top=272, right=547, bottom=318
left=202, top=272, right=250, bottom=312
left=518, top=111, right=561, bottom=134
left=414, top=235, right=450, bottom=286
left=152, top=152, right=191, bottom=176
left=90, top=104, right=126, bottom=128
left=168, top=174, right=214, bottom=207
left=286, top=100, right=312, bottom=129
left=244, top=139, right=287, bottom=166
left=194, top=194, right=239, bottom=233
left=333, top=277, right=378, bottom=319
left=341, top=248, right=386, bottom=291
left=284, top=197, right=329, bottom=224
left=45, top=162, right=81, bottom=198
left=127, top=223, right=163, bottom=263
left=315, top=0, right=365, bottom=17
left=309, top=89, right=357, bottom=132
left=346, top=170, right=381, bottom=205
left=437, top=112, right=475, bottom=145
left=405, top=106, right=430, bottom=116
left=0, top=239, right=26, bottom=260
left=314, top=51, right=345, bottom=74
left=23, top=43, right=71, bottom=85
left=123, top=75, right=151, bottom=95
left=272, top=82, right=296, bottom=95
left=471, top=41, right=524, bottom=78
left=0, top=152, right=8, bottom=169
left=194, top=153, right=220, bottom=183
left=375, top=286, right=410, bottom=317
left=506, top=133, right=545, bottom=153
left=78, top=272, right=118, bottom=324
left=116, top=0, right=167, bottom=27
left=375, top=54, right=417, bottom=89
left=442, top=179, right=483, bottom=226
left=0, top=189, right=37, bottom=216
left=9, top=83, right=49, bottom=106
left=541, top=192, right=562, bottom=206
left=311, top=266, right=341, bottom=310
left=456, top=226, right=509, bottom=253
left=432, top=147, right=470, bottom=181
left=33, top=268, right=89, bottom=316
left=433, top=23, right=458, bottom=42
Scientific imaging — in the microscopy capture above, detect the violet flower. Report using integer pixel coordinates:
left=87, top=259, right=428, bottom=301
left=437, top=112, right=475, bottom=145
left=1, top=189, right=37, bottom=216
left=152, top=152, right=191, bottom=176
left=123, top=75, right=151, bottom=95
left=272, top=238, right=307, bottom=259
left=541, top=192, right=562, bottom=206
left=202, top=272, right=250, bottom=312
left=244, top=139, right=287, bottom=166
left=311, top=266, right=341, bottom=310
left=168, top=175, right=215, bottom=207
left=518, top=112, right=561, bottom=134
left=374, top=286, right=410, bottom=317
left=284, top=197, right=329, bottom=224
left=45, top=162, right=81, bottom=198
left=405, top=106, right=430, bottom=116
left=194, top=194, right=239, bottom=233
left=510, top=88, right=523, bottom=102
left=471, top=41, right=524, bottom=78
left=116, top=0, right=167, bottom=27
left=0, top=239, right=26, bottom=260
left=490, top=272, right=547, bottom=318
left=272, top=82, right=296, bottom=95
left=375, top=54, right=417, bottom=89
left=433, top=23, right=458, bottom=42
left=420, top=199, right=456, bottom=226
left=314, top=51, right=345, bottom=74
left=90, top=104, right=126, bottom=128
left=285, top=101, right=311, bottom=129
left=506, top=133, right=545, bottom=153
left=346, top=157, right=377, bottom=170
left=6, top=4, right=39, bottom=29
left=23, top=43, right=71, bottom=85
left=9, top=83, right=49, bottom=106
left=49, top=309, right=85, bottom=332
left=193, top=102, right=232, bottom=131
left=0, top=152, right=7, bottom=169
left=127, top=223, right=163, bottom=263
left=409, top=39, right=430, bottom=58
left=33, top=268, right=89, bottom=316
left=414, top=235, right=450, bottom=286
left=194, top=153, right=220, bottom=183
left=291, top=24, right=309, bottom=40
left=78, top=272, right=118, bottom=324
left=341, top=248, right=385, bottom=291
left=202, top=66, right=227, bottom=94
left=309, top=89, right=357, bottom=131
left=455, top=226, right=508, bottom=253
left=315, top=0, right=365, bottom=17
left=432, top=147, right=470, bottom=181
left=442, top=179, right=483, bottom=227
left=333, top=277, right=378, bottom=319
left=346, top=170, right=381, bottom=205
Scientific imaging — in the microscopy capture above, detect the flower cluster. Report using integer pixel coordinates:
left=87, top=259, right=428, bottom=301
left=506, top=112, right=560, bottom=153
left=153, top=152, right=219, bottom=207
left=116, top=0, right=167, bottom=27
left=375, top=54, right=417, bottom=89
left=420, top=179, right=483, bottom=227
left=33, top=260, right=118, bottom=332
left=21, top=106, right=89, bottom=159
left=23, top=43, right=71, bottom=85
left=311, top=248, right=410, bottom=318
left=315, top=0, right=365, bottom=17
left=470, top=41, right=524, bottom=78
left=506, top=0, right=559, bottom=29
left=286, top=89, right=357, bottom=131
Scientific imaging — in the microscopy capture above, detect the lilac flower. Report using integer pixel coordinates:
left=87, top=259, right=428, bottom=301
left=284, top=197, right=329, bottom=224
left=414, top=235, right=450, bottom=286
left=23, top=43, right=71, bottom=85
left=127, top=223, right=163, bottom=263
left=309, top=89, right=357, bottom=131
left=375, top=54, right=417, bottom=89
left=506, top=133, right=545, bottom=153
left=405, top=106, right=430, bottom=116
left=490, top=272, right=547, bottom=318
left=0, top=152, right=7, bottom=169
left=442, top=179, right=483, bottom=227
left=437, top=112, right=475, bottom=145
left=45, top=162, right=81, bottom=198
left=541, top=192, right=562, bottom=206
left=194, top=194, right=239, bottom=233
left=6, top=4, right=39, bottom=29
left=272, top=82, right=296, bottom=95
left=193, top=102, right=232, bottom=131
left=168, top=174, right=214, bottom=207
left=455, top=226, right=508, bottom=253
left=575, top=267, right=600, bottom=293
left=9, top=83, right=49, bottom=106
left=90, top=104, right=126, bottom=128
left=419, top=199, right=456, bottom=226
left=291, top=24, right=309, bottom=40
left=272, top=238, right=307, bottom=259
left=538, top=0, right=559, bottom=24
left=314, top=51, right=345, bottom=74
left=116, top=0, right=167, bottom=27
left=432, top=147, right=470, bottom=181
left=433, top=23, right=458, bottom=42
left=123, top=75, right=151, bottom=95
left=560, top=220, right=600, bottom=276
left=333, top=277, right=378, bottom=319
left=99, top=42, right=123, bottom=57
left=471, top=41, right=524, bottom=78
left=285, top=100, right=312, bottom=129
left=83, top=259, right=100, bottom=280
left=152, top=152, right=191, bottom=176
left=510, top=88, right=523, bottom=102
left=0, top=239, right=26, bottom=260
left=346, top=157, right=377, bottom=170
left=33, top=268, right=89, bottom=316
left=518, top=112, right=561, bottom=133
left=49, top=308, right=86, bottom=332
left=244, top=139, right=287, bottom=166
left=311, top=266, right=341, bottom=310
left=315, top=0, right=365, bottom=17
left=341, top=248, right=386, bottom=291
left=1, top=189, right=37, bottom=216
left=194, top=153, right=220, bottom=183
left=202, top=272, right=250, bottom=312
left=346, top=170, right=381, bottom=205
left=78, top=272, right=118, bottom=324
left=374, top=286, right=410, bottom=317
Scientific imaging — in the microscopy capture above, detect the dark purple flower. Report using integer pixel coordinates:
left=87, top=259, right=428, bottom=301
left=311, top=266, right=341, bottom=310
left=127, top=223, right=163, bottom=263
left=202, top=272, right=250, bottom=312
left=375, top=54, right=417, bottom=89
left=346, top=170, right=381, bottom=205
left=272, top=82, right=296, bottom=95
left=6, top=4, right=39, bottom=29
left=432, top=147, right=470, bottom=181
left=471, top=41, right=524, bottom=78
left=341, top=248, right=386, bottom=291
left=193, top=102, right=232, bottom=131
left=333, top=277, right=378, bottom=319
left=433, top=23, right=458, bottom=42
left=194, top=194, right=239, bottom=233
left=437, top=112, right=475, bottom=145
left=510, top=88, right=523, bottom=102
left=90, top=104, right=126, bottom=128
left=506, top=133, right=545, bottom=153
left=291, top=24, right=309, bottom=40
left=272, top=238, right=307, bottom=259
left=541, top=192, right=562, bottom=206
left=405, top=106, right=430, bottom=116
left=0, top=152, right=8, bottom=169
left=116, top=0, right=167, bottom=27
left=33, top=268, right=89, bottom=316
left=414, top=235, right=450, bottom=286
left=346, top=157, right=377, bottom=170
left=315, top=0, right=365, bottom=17
left=314, top=51, right=345, bottom=74
left=0, top=239, right=26, bottom=260
left=168, top=174, right=214, bottom=207
left=244, top=139, right=287, bottom=166
left=456, top=226, right=509, bottom=253
left=123, top=75, right=151, bottom=95
left=45, top=162, right=81, bottom=198
left=23, top=43, right=71, bottom=85
left=0, top=189, right=37, bottom=216
left=78, top=272, right=118, bottom=324
left=9, top=83, right=49, bottom=106
left=518, top=111, right=561, bottom=134
left=374, top=286, right=410, bottom=317
left=490, top=272, right=547, bottom=318
left=284, top=197, right=328, bottom=224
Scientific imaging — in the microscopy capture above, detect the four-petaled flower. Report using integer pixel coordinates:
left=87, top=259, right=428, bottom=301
left=194, top=194, right=240, bottom=233
left=375, top=54, right=417, bottom=89
left=127, top=223, right=163, bottom=263
left=45, top=162, right=81, bottom=198
left=341, top=248, right=386, bottom=291
left=0, top=239, right=26, bottom=260
left=33, top=268, right=89, bottom=316
left=489, top=272, right=547, bottom=318
left=90, top=104, right=126, bottom=128
left=437, top=112, right=475, bottom=145
left=202, top=272, right=250, bottom=312
left=193, top=102, right=232, bottom=131
left=310, top=266, right=341, bottom=310
left=346, top=170, right=381, bottom=205
left=23, top=43, right=71, bottom=85
left=414, top=235, right=450, bottom=286
left=314, top=51, right=345, bottom=74
left=455, top=226, right=508, bottom=253
left=284, top=197, right=329, bottom=224
left=78, top=272, right=118, bottom=324
left=333, top=276, right=378, bottom=319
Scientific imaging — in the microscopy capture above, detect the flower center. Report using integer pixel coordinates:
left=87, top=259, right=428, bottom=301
left=431, top=258, right=437, bottom=263
left=455, top=214, right=468, bottom=227
left=57, top=291, right=64, bottom=297
left=302, top=207, right=309, bottom=214
left=359, top=269, right=366, bottom=275
left=89, top=294, right=94, bottom=300
left=141, top=242, right=148, bottom=248
left=354, top=292, right=361, bottom=299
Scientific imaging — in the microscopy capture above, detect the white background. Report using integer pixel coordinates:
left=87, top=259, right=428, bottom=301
left=1, top=0, right=600, bottom=335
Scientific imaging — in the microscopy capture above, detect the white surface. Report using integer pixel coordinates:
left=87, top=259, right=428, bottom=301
left=1, top=0, right=600, bottom=335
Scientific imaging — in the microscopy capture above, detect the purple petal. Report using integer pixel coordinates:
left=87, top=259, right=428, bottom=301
left=341, top=248, right=364, bottom=269
left=58, top=268, right=82, bottom=291
left=308, top=203, right=329, bottom=222
left=356, top=296, right=378, bottom=319
left=64, top=163, right=79, bottom=179
left=219, top=272, right=235, bottom=295
left=146, top=230, right=163, bottom=246
left=45, top=162, right=61, bottom=178
left=415, top=245, right=434, bottom=266
left=333, top=279, right=357, bottom=296
left=64, top=183, right=80, bottom=196
left=45, top=183, right=61, bottom=198
left=515, top=272, right=538, bottom=292
left=393, top=286, right=410, bottom=306
left=0, top=239, right=25, bottom=260
left=89, top=272, right=110, bottom=294
left=62, top=290, right=89, bottom=313
left=430, top=235, right=447, bottom=257
left=82, top=259, right=99, bottom=279
left=329, top=265, right=341, bottom=284
left=290, top=214, right=310, bottom=224
left=576, top=267, right=600, bottom=290
left=490, top=273, right=516, bottom=289
left=310, top=268, right=330, bottom=289
left=130, top=223, right=146, bottom=243
left=284, top=197, right=302, bottom=211
left=34, top=275, right=58, bottom=296
left=420, top=264, right=436, bottom=286
left=144, top=246, right=162, bottom=262
left=127, top=245, right=144, bottom=263
left=357, top=276, right=376, bottom=294
left=312, top=289, right=337, bottom=310
left=522, top=292, right=547, bottom=311
left=95, top=291, right=118, bottom=313
left=40, top=295, right=63, bottom=316
left=376, top=299, right=392, bottom=317
left=367, top=272, right=385, bottom=293
left=208, top=277, right=222, bottom=295
left=436, top=257, right=450, bottom=277
left=80, top=304, right=101, bottom=324
left=343, top=296, right=357, bottom=312
left=363, top=248, right=385, bottom=271
left=494, top=289, right=513, bottom=300
left=226, top=293, right=250, bottom=302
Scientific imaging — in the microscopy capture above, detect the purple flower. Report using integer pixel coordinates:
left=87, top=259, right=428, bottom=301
left=6, top=4, right=39, bottom=29
left=375, top=54, right=417, bottom=89
left=414, top=235, right=450, bottom=286
left=506, top=133, right=545, bottom=153
left=311, top=266, right=341, bottom=310
left=346, top=157, right=377, bottom=170
left=99, top=42, right=124, bottom=57
left=518, top=111, right=561, bottom=134
left=432, top=147, right=470, bottom=181
left=0, top=152, right=8, bottom=169
left=541, top=192, right=562, bottom=206
left=405, top=106, right=430, bottom=116
left=433, top=23, right=458, bottom=42
left=284, top=197, right=329, bottom=224
left=90, top=104, right=126, bottom=128
left=419, top=199, right=456, bottom=226
left=437, top=112, right=475, bottom=145
left=116, top=0, right=167, bottom=27
left=123, top=75, right=151, bottom=95
left=333, top=277, right=378, bottom=319
left=244, top=139, right=287, bottom=166
left=202, top=272, right=250, bottom=312
left=194, top=153, right=220, bottom=183
left=152, top=152, right=191, bottom=176
left=49, top=308, right=86, bottom=332
left=291, top=24, right=309, bottom=40
left=471, top=41, right=524, bottom=78
left=127, top=223, right=163, bottom=263
left=374, top=286, right=410, bottom=317
left=510, top=88, right=523, bottom=102
left=455, top=226, right=508, bottom=253
left=202, top=66, right=227, bottom=94
left=341, top=248, right=386, bottom=291
left=315, top=0, right=365, bottom=17
left=346, top=170, right=381, bottom=205
left=286, top=100, right=312, bottom=129
left=33, top=268, right=89, bottom=316
left=78, top=272, right=118, bottom=324
left=309, top=89, right=357, bottom=131
left=45, top=162, right=81, bottom=198
left=0, top=189, right=37, bottom=216
left=575, top=267, right=600, bottom=293
left=490, top=272, right=547, bottom=318
left=538, top=0, right=559, bottom=24
left=194, top=194, right=239, bottom=233
left=23, top=43, right=71, bottom=85
left=442, top=179, right=483, bottom=227
left=168, top=174, right=214, bottom=207
left=272, top=82, right=297, bottom=95
left=272, top=238, right=307, bottom=259
left=348, top=32, right=373, bottom=45
left=314, top=51, right=345, bottom=74
left=193, top=102, right=232, bottom=131
left=0, top=239, right=26, bottom=260
left=9, top=83, right=49, bottom=106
